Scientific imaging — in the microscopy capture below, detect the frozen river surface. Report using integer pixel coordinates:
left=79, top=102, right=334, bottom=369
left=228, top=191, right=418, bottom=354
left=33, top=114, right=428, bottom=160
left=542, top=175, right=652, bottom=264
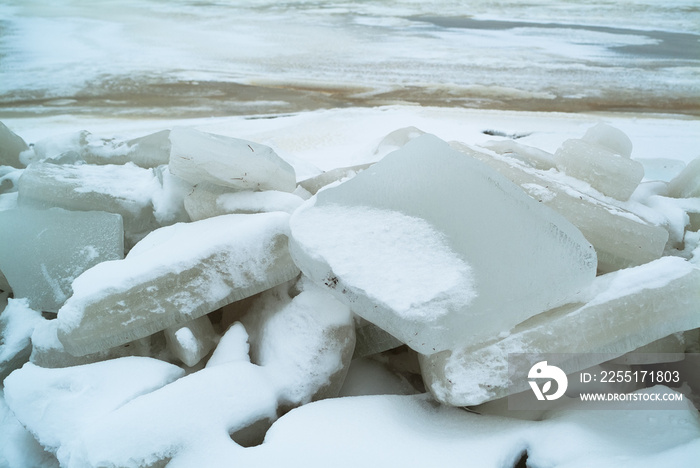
left=1, top=0, right=699, bottom=118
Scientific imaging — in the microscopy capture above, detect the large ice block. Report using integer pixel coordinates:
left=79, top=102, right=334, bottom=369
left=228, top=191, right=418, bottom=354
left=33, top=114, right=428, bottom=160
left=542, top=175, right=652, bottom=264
left=56, top=212, right=300, bottom=356
left=169, top=127, right=296, bottom=192
left=419, top=256, right=700, bottom=406
left=451, top=142, right=669, bottom=273
left=0, top=122, right=29, bottom=168
left=0, top=208, right=124, bottom=312
left=553, top=124, right=644, bottom=201
left=240, top=277, right=356, bottom=406
left=17, top=162, right=160, bottom=247
left=289, top=134, right=597, bottom=355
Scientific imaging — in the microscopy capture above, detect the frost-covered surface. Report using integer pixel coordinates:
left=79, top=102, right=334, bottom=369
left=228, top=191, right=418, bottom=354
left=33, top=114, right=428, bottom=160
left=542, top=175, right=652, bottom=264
left=56, top=213, right=299, bottom=356
left=0, top=298, right=44, bottom=380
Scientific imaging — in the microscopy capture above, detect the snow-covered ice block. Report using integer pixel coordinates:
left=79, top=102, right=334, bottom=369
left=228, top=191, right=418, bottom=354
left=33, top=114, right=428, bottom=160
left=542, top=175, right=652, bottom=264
left=184, top=182, right=303, bottom=221
left=240, top=278, right=355, bottom=406
left=17, top=161, right=160, bottom=247
left=0, top=207, right=124, bottom=312
left=290, top=134, right=597, bottom=354
left=169, top=127, right=296, bottom=192
left=419, top=256, right=700, bottom=406
left=297, top=163, right=373, bottom=195
left=206, top=322, right=250, bottom=368
left=164, top=315, right=218, bottom=367
left=451, top=142, right=669, bottom=273
left=56, top=212, right=300, bottom=356
left=67, top=360, right=279, bottom=468
left=30, top=319, right=168, bottom=369
left=23, top=130, right=171, bottom=168
left=0, top=298, right=43, bottom=380
left=3, top=357, right=184, bottom=458
left=554, top=125, right=644, bottom=201
left=0, top=122, right=29, bottom=168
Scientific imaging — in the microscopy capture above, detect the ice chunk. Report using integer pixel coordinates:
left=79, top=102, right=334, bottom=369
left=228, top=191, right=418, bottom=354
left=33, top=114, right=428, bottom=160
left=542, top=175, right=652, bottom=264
left=17, top=162, right=160, bottom=247
left=57, top=212, right=300, bottom=356
left=353, top=316, right=403, bottom=359
left=0, top=298, right=44, bottom=380
left=151, top=165, right=192, bottom=226
left=23, top=130, right=171, bottom=168
left=0, top=208, right=124, bottom=311
left=290, top=134, right=597, bottom=354
left=373, top=126, right=426, bottom=157
left=668, top=157, right=700, bottom=199
left=30, top=319, right=168, bottom=369
left=297, top=163, right=373, bottom=195
left=3, top=357, right=184, bottom=456
left=554, top=135, right=644, bottom=201
left=582, top=122, right=633, bottom=158
left=451, top=142, right=669, bottom=273
left=0, top=122, right=29, bottom=168
left=184, top=182, right=303, bottom=221
left=169, top=127, right=296, bottom=192
left=419, top=256, right=700, bottom=406
left=240, top=278, right=355, bottom=406
left=66, top=361, right=279, bottom=468
left=164, top=315, right=218, bottom=367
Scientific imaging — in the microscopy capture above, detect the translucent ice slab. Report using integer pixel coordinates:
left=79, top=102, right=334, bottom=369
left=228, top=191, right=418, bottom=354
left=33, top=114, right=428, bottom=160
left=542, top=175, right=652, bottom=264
left=184, top=182, right=303, bottom=221
left=17, top=162, right=160, bottom=247
left=419, top=256, right=700, bottom=406
left=169, top=127, right=296, bottom=192
left=451, top=142, right=668, bottom=273
left=290, top=135, right=597, bottom=355
left=0, top=208, right=124, bottom=312
left=0, top=122, right=29, bottom=168
left=56, top=212, right=300, bottom=356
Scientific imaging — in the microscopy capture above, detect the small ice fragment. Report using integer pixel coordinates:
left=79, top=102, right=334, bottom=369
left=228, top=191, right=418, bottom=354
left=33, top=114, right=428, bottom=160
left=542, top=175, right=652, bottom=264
left=297, top=163, right=373, bottom=195
left=56, top=213, right=299, bottom=356
left=419, top=256, right=700, bottom=406
left=554, top=124, right=644, bottom=200
left=169, top=127, right=296, bottom=192
left=481, top=139, right=555, bottom=170
left=373, top=126, right=426, bottom=157
left=0, top=208, right=124, bottom=312
left=206, top=322, right=250, bottom=368
left=290, top=135, right=597, bottom=354
left=668, top=157, right=700, bottom=199
left=0, top=122, right=29, bottom=168
left=164, top=315, right=218, bottom=367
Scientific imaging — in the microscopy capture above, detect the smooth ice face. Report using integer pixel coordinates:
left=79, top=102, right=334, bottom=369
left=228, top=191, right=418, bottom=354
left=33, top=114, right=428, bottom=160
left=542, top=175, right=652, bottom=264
left=56, top=212, right=300, bottom=356
left=419, top=257, right=700, bottom=406
left=554, top=138, right=644, bottom=201
left=582, top=122, right=633, bottom=158
left=0, top=208, right=124, bottom=312
left=451, top=142, right=668, bottom=273
left=17, top=162, right=160, bottom=247
left=169, top=127, right=296, bottom=192
left=290, top=135, right=597, bottom=354
left=0, top=122, right=28, bottom=168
